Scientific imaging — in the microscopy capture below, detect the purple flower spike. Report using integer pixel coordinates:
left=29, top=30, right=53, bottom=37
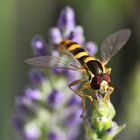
left=32, top=36, right=46, bottom=56
left=85, top=41, right=98, bottom=56
left=29, top=69, right=44, bottom=85
left=47, top=89, right=64, bottom=108
left=58, top=7, right=75, bottom=34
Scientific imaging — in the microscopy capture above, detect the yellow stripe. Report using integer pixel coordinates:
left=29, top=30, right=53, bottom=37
left=67, top=44, right=80, bottom=51
left=62, top=40, right=71, bottom=45
left=74, top=52, right=88, bottom=59
left=84, top=56, right=96, bottom=63
left=60, top=40, right=72, bottom=51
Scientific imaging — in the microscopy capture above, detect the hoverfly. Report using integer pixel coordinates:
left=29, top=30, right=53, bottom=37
left=25, top=29, right=131, bottom=117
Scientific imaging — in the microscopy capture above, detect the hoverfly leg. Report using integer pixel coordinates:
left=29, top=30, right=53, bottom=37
left=68, top=79, right=93, bottom=118
left=105, top=67, right=112, bottom=74
left=78, top=83, right=93, bottom=103
left=79, top=67, right=87, bottom=73
left=104, top=86, right=114, bottom=101
left=68, top=79, right=86, bottom=117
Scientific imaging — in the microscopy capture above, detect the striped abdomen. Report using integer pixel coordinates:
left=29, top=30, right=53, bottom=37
left=60, top=40, right=103, bottom=75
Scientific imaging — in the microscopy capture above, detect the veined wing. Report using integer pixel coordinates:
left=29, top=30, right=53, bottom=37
left=25, top=55, right=82, bottom=71
left=101, top=29, right=131, bottom=65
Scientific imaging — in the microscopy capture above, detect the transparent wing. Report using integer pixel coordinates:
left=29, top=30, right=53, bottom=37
left=101, top=29, right=131, bottom=64
left=25, top=55, right=82, bottom=71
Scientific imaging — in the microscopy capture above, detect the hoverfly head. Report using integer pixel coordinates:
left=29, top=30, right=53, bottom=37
left=90, top=73, right=111, bottom=94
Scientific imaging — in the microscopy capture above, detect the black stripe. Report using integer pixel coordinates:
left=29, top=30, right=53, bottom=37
left=77, top=55, right=89, bottom=65
left=65, top=42, right=78, bottom=49
left=71, top=48, right=85, bottom=55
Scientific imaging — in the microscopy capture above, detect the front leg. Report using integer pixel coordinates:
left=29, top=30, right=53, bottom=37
left=105, top=67, right=112, bottom=74
left=104, top=85, right=114, bottom=101
left=68, top=79, right=93, bottom=117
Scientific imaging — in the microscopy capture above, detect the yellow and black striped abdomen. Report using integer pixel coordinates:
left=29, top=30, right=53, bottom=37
left=60, top=40, right=103, bottom=75
left=61, top=40, right=89, bottom=65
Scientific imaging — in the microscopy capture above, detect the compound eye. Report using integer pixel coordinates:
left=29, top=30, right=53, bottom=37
left=103, top=74, right=111, bottom=84
left=90, top=76, right=103, bottom=90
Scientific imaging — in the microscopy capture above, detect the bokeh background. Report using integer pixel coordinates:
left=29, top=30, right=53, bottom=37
left=0, top=0, right=140, bottom=140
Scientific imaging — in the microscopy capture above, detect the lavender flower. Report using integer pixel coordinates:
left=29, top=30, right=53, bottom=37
left=14, top=7, right=94, bottom=140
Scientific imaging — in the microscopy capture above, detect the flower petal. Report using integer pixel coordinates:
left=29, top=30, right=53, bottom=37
left=32, top=36, right=47, bottom=56
left=58, top=7, right=75, bottom=33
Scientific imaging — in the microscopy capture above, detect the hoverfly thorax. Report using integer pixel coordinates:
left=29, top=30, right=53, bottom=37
left=86, top=60, right=103, bottom=75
